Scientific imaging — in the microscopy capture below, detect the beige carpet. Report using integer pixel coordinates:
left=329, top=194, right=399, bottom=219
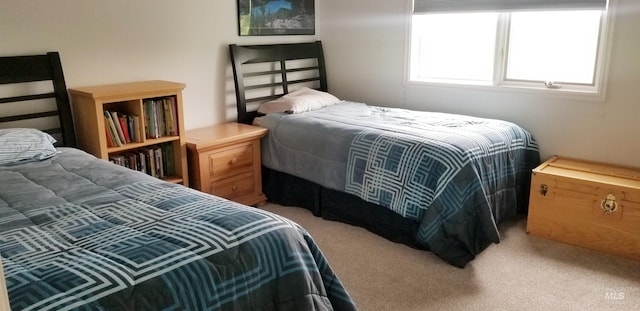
left=260, top=203, right=640, bottom=311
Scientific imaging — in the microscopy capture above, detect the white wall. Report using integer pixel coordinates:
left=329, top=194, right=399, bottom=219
left=0, top=0, right=317, bottom=129
left=318, top=0, right=640, bottom=168
left=2, top=0, right=639, bottom=168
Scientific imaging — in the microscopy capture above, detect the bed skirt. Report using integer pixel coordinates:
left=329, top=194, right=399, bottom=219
left=262, top=165, right=532, bottom=267
left=263, top=166, right=423, bottom=249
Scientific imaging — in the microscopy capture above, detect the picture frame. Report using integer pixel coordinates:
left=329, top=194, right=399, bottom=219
left=237, top=0, right=315, bottom=36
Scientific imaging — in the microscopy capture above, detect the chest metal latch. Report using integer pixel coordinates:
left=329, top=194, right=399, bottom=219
left=539, top=184, right=548, bottom=196
left=600, top=193, right=618, bottom=214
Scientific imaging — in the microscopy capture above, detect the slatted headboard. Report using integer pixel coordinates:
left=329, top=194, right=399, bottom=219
left=229, top=41, right=328, bottom=124
left=0, top=52, right=76, bottom=147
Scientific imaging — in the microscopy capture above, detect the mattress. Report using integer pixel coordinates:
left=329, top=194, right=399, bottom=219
left=0, top=148, right=356, bottom=310
left=258, top=101, right=540, bottom=267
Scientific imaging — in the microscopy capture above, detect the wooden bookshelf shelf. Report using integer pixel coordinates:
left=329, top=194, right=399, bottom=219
left=69, top=80, right=189, bottom=186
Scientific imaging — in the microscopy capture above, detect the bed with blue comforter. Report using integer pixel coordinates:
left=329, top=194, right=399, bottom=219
left=258, top=101, right=540, bottom=267
left=0, top=147, right=356, bottom=311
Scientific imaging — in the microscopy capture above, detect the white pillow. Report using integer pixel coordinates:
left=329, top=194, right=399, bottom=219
left=0, top=128, right=58, bottom=165
left=257, top=87, right=340, bottom=114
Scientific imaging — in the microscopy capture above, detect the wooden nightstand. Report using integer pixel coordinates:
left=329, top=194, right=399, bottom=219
left=185, top=123, right=268, bottom=206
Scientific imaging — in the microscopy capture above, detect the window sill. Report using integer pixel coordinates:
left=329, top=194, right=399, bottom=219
left=405, top=79, right=606, bottom=102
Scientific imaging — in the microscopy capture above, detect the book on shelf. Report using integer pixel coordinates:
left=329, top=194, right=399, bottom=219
left=144, top=99, right=159, bottom=139
left=154, top=146, right=164, bottom=178
left=132, top=115, right=142, bottom=143
left=104, top=111, right=122, bottom=147
left=144, top=148, right=157, bottom=177
left=127, top=152, right=140, bottom=171
left=164, top=97, right=179, bottom=136
left=156, top=100, right=165, bottom=138
left=104, top=124, right=115, bottom=148
left=143, top=96, right=179, bottom=139
left=125, top=115, right=136, bottom=143
left=109, top=154, right=125, bottom=166
left=110, top=111, right=126, bottom=144
left=138, top=150, right=147, bottom=175
left=108, top=143, right=175, bottom=179
left=171, top=99, right=178, bottom=135
left=118, top=115, right=131, bottom=143
left=162, top=143, right=175, bottom=176
left=104, top=110, right=143, bottom=147
left=163, top=99, right=173, bottom=136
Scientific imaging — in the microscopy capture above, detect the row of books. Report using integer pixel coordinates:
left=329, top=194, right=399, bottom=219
left=144, top=97, right=179, bottom=139
left=109, top=144, right=176, bottom=178
left=104, top=111, right=141, bottom=147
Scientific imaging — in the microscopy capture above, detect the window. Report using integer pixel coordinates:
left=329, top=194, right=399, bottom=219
left=411, top=13, right=499, bottom=83
left=409, top=0, right=610, bottom=94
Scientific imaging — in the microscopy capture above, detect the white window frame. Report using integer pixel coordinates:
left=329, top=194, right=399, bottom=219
left=404, top=0, right=616, bottom=101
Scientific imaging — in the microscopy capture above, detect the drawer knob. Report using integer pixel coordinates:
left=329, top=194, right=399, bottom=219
left=229, top=157, right=238, bottom=165
left=600, top=194, right=618, bottom=214
left=231, top=185, right=238, bottom=192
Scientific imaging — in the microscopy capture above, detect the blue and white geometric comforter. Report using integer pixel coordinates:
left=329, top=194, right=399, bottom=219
left=0, top=148, right=356, bottom=310
left=259, top=101, right=540, bottom=267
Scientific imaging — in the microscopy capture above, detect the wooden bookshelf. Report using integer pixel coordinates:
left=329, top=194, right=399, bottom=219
left=69, top=80, right=188, bottom=186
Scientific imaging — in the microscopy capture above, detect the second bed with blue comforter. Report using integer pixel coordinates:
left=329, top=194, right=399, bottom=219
left=259, top=101, right=540, bottom=267
left=0, top=148, right=356, bottom=310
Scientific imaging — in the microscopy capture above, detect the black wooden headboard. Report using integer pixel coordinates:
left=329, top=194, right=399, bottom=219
left=229, top=41, right=328, bottom=124
left=0, top=52, right=76, bottom=147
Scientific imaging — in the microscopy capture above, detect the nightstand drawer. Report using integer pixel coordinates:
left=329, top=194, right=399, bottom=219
left=211, top=171, right=255, bottom=200
left=209, top=145, right=253, bottom=177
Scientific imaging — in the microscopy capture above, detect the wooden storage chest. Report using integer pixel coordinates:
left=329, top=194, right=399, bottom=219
left=526, top=156, right=640, bottom=261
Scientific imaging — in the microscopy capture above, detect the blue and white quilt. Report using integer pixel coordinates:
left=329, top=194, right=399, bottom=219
left=259, top=101, right=540, bottom=267
left=0, top=148, right=356, bottom=311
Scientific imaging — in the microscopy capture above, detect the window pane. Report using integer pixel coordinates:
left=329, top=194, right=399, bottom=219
left=410, top=13, right=498, bottom=82
left=506, top=11, right=602, bottom=84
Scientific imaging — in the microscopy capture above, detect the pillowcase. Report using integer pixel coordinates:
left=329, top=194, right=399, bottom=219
left=257, top=87, right=340, bottom=114
left=0, top=128, right=58, bottom=166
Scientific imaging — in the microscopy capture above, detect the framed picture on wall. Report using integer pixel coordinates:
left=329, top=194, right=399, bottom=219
left=237, top=0, right=315, bottom=36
